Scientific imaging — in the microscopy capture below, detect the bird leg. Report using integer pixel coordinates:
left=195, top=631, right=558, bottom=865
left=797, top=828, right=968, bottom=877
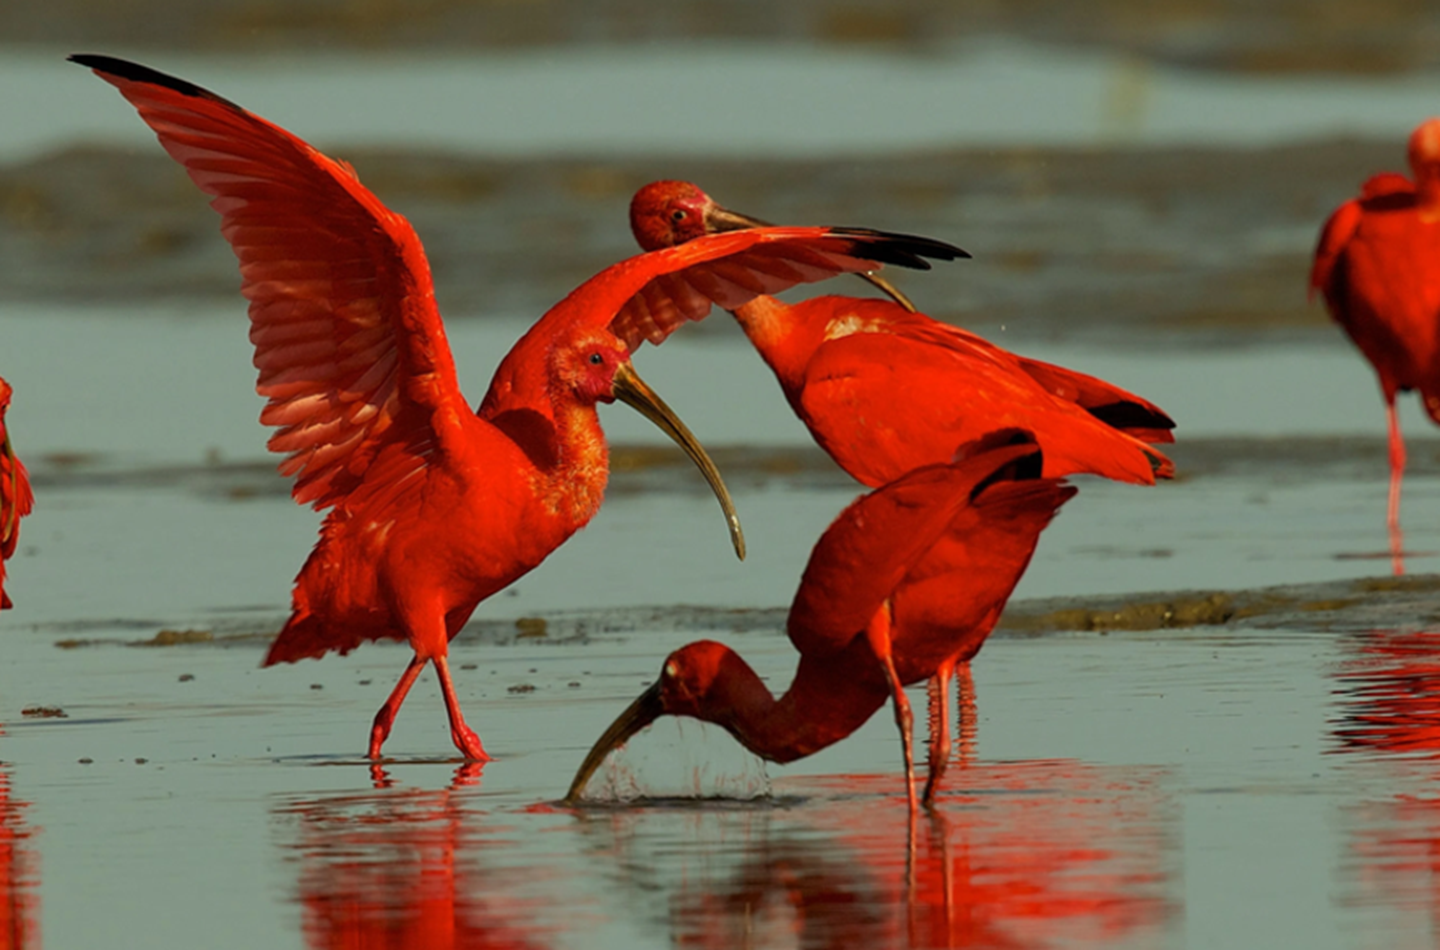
left=369, top=654, right=428, bottom=759
left=434, top=654, right=490, bottom=761
left=866, top=603, right=917, bottom=813
left=955, top=661, right=977, bottom=768
left=922, top=663, right=953, bottom=810
left=1387, top=401, right=1406, bottom=575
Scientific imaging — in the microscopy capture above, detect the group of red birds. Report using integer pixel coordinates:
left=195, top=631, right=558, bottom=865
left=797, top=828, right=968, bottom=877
left=0, top=55, right=1430, bottom=808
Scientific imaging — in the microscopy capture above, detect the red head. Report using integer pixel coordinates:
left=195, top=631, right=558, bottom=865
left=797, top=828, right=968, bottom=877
left=1409, top=118, right=1440, bottom=202
left=542, top=329, right=744, bottom=558
left=565, top=640, right=766, bottom=800
left=651, top=640, right=755, bottom=719
left=629, top=180, right=770, bottom=251
left=627, top=180, right=927, bottom=313
left=547, top=329, right=634, bottom=407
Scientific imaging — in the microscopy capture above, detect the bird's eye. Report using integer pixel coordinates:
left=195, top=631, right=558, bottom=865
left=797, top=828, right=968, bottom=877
left=671, top=209, right=687, bottom=222
left=588, top=352, right=604, bottom=366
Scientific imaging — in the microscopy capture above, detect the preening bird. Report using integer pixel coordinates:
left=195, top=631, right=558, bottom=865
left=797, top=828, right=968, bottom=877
left=1311, top=118, right=1440, bottom=574
left=624, top=180, right=1175, bottom=488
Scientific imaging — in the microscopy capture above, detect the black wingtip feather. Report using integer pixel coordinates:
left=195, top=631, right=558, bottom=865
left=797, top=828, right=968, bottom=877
left=831, top=227, right=971, bottom=271
left=957, top=429, right=1044, bottom=498
left=68, top=54, right=240, bottom=109
left=1087, top=401, right=1177, bottom=432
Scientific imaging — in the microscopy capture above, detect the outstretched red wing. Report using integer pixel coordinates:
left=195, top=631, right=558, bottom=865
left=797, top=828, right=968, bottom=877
left=610, top=228, right=965, bottom=349
left=484, top=227, right=968, bottom=417
left=74, top=55, right=469, bottom=510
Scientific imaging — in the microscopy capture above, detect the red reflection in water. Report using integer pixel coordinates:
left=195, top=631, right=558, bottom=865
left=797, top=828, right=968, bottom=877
left=903, top=770, right=1172, bottom=949
left=1332, top=629, right=1440, bottom=755
left=594, top=760, right=1176, bottom=950
left=1332, top=630, right=1440, bottom=929
left=276, top=763, right=556, bottom=950
left=1341, top=792, right=1440, bottom=932
left=0, top=744, right=38, bottom=950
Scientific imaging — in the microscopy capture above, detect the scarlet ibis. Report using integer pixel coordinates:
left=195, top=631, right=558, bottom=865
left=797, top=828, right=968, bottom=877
left=1311, top=119, right=1440, bottom=574
left=629, top=181, right=934, bottom=313
left=625, top=181, right=1176, bottom=487
left=567, top=435, right=1075, bottom=808
left=0, top=378, right=32, bottom=611
left=73, top=55, right=965, bottom=761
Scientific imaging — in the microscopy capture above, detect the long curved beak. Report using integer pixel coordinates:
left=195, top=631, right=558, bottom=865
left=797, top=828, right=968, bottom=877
left=704, top=204, right=773, bottom=232
left=854, top=271, right=918, bottom=313
left=705, top=204, right=918, bottom=313
left=612, top=362, right=745, bottom=560
left=565, top=682, right=665, bottom=803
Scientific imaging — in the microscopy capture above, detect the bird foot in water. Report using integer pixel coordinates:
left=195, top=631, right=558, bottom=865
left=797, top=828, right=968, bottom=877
left=452, top=724, right=492, bottom=762
left=367, top=722, right=390, bottom=760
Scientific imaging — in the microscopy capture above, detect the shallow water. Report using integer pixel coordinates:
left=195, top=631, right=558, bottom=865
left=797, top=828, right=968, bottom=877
left=2, top=309, right=1440, bottom=948
left=6, top=304, right=1440, bottom=620
left=5, top=587, right=1440, bottom=948
left=8, top=29, right=1440, bottom=949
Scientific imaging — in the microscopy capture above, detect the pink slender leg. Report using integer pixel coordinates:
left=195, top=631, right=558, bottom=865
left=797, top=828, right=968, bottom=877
left=867, top=604, right=917, bottom=813
left=434, top=654, right=490, bottom=761
left=955, top=661, right=977, bottom=767
left=1387, top=401, right=1406, bottom=575
left=369, top=654, right=428, bottom=759
left=922, top=662, right=954, bottom=809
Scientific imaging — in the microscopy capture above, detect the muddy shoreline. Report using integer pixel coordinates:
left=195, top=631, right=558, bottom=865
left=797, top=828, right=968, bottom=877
left=0, top=139, right=1398, bottom=346
left=20, top=436, right=1440, bottom=498
left=28, top=570, right=1440, bottom=653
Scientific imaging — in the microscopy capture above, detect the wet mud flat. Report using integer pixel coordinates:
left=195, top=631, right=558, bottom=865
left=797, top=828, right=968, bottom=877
left=7, top=0, right=1437, bottom=74
left=25, top=566, right=1440, bottom=656
left=0, top=138, right=1397, bottom=346
left=24, top=434, right=1440, bottom=497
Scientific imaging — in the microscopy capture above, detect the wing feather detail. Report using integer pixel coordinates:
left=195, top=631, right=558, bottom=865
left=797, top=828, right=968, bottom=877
left=74, top=54, right=467, bottom=510
left=608, top=229, right=966, bottom=350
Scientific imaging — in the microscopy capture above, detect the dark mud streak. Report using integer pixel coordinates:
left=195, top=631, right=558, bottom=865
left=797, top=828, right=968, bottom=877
left=1001, top=573, right=1440, bottom=636
left=43, top=575, right=1440, bottom=652
left=20, top=438, right=1440, bottom=502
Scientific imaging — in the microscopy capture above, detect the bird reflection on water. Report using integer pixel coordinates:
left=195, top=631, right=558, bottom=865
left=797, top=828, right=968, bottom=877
left=1331, top=629, right=1440, bottom=933
left=571, top=761, right=1176, bottom=949
left=0, top=739, right=38, bottom=950
left=274, top=761, right=569, bottom=950
left=1331, top=629, right=1440, bottom=756
left=271, top=757, right=1174, bottom=948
